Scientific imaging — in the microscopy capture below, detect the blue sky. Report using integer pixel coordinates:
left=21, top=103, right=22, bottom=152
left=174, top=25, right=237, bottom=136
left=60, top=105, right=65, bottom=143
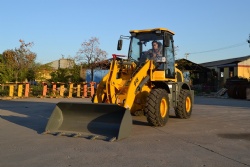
left=0, top=0, right=249, bottom=64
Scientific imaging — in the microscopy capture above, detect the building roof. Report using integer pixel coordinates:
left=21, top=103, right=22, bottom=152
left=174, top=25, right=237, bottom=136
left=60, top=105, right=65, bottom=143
left=47, top=58, right=75, bottom=69
left=176, top=59, right=210, bottom=72
left=200, top=55, right=250, bottom=68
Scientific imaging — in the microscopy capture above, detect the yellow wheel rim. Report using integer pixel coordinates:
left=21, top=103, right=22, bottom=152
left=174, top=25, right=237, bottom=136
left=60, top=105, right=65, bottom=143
left=160, top=98, right=167, bottom=118
left=185, top=96, right=191, bottom=113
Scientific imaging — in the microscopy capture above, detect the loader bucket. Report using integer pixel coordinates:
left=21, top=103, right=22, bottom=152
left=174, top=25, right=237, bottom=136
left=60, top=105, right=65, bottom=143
left=45, top=102, right=132, bottom=141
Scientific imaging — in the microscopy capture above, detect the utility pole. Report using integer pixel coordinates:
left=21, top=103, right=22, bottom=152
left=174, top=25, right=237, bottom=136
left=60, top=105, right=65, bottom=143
left=248, top=34, right=250, bottom=47
left=185, top=53, right=189, bottom=59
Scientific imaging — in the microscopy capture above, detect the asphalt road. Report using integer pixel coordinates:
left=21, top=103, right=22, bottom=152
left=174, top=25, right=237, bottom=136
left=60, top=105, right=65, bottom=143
left=0, top=96, right=249, bottom=167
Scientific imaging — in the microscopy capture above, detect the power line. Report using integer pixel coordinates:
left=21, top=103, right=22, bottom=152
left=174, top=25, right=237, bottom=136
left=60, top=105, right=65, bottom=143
left=186, top=42, right=247, bottom=55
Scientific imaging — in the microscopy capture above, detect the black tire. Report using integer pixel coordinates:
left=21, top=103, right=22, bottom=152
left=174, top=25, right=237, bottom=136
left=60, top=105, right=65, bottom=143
left=92, top=94, right=107, bottom=103
left=145, top=88, right=169, bottom=126
left=91, top=94, right=96, bottom=103
left=132, top=110, right=144, bottom=116
left=238, top=85, right=246, bottom=99
left=175, top=89, right=192, bottom=119
left=227, top=85, right=234, bottom=98
left=233, top=86, right=239, bottom=99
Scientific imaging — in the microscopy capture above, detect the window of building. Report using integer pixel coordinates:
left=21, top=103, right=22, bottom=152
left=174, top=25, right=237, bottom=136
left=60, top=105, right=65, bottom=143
left=229, top=67, right=234, bottom=77
left=220, top=68, right=224, bottom=78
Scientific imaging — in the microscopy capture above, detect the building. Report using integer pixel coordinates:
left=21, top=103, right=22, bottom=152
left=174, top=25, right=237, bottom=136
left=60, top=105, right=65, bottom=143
left=49, top=58, right=75, bottom=69
left=36, top=58, right=75, bottom=81
left=200, top=55, right=250, bottom=85
left=176, top=59, right=212, bottom=84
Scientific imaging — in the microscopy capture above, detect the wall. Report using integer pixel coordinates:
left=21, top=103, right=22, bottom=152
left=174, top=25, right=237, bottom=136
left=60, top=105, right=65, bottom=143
left=238, top=58, right=250, bottom=79
left=50, top=59, right=74, bottom=69
left=234, top=67, right=238, bottom=77
left=85, top=69, right=109, bottom=83
left=223, top=67, right=229, bottom=83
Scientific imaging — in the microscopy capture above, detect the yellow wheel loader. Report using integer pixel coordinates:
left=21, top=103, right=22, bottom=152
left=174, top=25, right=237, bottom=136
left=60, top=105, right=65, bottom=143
left=45, top=28, right=194, bottom=141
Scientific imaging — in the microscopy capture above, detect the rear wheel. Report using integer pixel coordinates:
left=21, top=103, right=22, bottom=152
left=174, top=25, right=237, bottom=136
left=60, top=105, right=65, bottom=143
left=175, top=89, right=192, bottom=119
left=145, top=88, right=169, bottom=126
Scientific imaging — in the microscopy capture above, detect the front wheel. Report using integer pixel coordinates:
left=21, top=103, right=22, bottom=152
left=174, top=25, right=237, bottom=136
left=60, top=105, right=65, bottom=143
left=145, top=88, right=169, bottom=126
left=175, top=89, right=192, bottom=119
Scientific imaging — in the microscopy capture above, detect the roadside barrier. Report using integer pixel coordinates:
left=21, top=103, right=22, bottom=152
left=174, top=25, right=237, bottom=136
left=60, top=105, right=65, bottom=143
left=0, top=82, right=98, bottom=99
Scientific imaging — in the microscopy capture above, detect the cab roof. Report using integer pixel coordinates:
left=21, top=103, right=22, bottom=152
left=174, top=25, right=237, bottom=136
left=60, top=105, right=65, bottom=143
left=129, top=28, right=175, bottom=35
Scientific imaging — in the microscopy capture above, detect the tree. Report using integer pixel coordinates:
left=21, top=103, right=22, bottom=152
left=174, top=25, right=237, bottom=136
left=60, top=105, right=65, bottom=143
left=0, top=54, right=14, bottom=82
left=49, top=68, right=71, bottom=83
left=0, top=51, right=15, bottom=82
left=76, top=37, right=107, bottom=81
left=69, top=64, right=84, bottom=83
left=33, top=62, right=54, bottom=82
left=2, top=40, right=36, bottom=82
left=26, top=69, right=36, bottom=81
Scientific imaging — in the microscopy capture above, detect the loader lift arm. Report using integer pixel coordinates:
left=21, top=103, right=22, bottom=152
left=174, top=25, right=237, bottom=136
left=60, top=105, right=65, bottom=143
left=122, top=60, right=151, bottom=109
left=94, top=56, right=151, bottom=109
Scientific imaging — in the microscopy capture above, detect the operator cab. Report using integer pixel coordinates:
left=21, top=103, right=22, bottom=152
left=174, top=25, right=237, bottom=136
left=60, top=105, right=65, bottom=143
left=118, top=28, right=175, bottom=78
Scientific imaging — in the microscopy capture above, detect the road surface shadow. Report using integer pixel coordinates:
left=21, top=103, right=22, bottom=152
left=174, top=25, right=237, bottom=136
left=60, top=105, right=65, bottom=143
left=0, top=99, right=151, bottom=134
left=0, top=100, right=57, bottom=134
left=194, top=96, right=250, bottom=109
left=217, top=133, right=250, bottom=141
left=0, top=98, right=205, bottom=134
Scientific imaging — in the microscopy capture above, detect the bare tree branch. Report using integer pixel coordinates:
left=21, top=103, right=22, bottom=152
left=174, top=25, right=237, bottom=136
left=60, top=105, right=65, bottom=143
left=76, top=37, right=107, bottom=81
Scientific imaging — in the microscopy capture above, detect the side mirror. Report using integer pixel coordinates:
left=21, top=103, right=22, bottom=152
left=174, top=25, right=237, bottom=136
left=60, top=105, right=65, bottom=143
left=164, top=33, right=170, bottom=47
left=117, top=39, right=123, bottom=50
